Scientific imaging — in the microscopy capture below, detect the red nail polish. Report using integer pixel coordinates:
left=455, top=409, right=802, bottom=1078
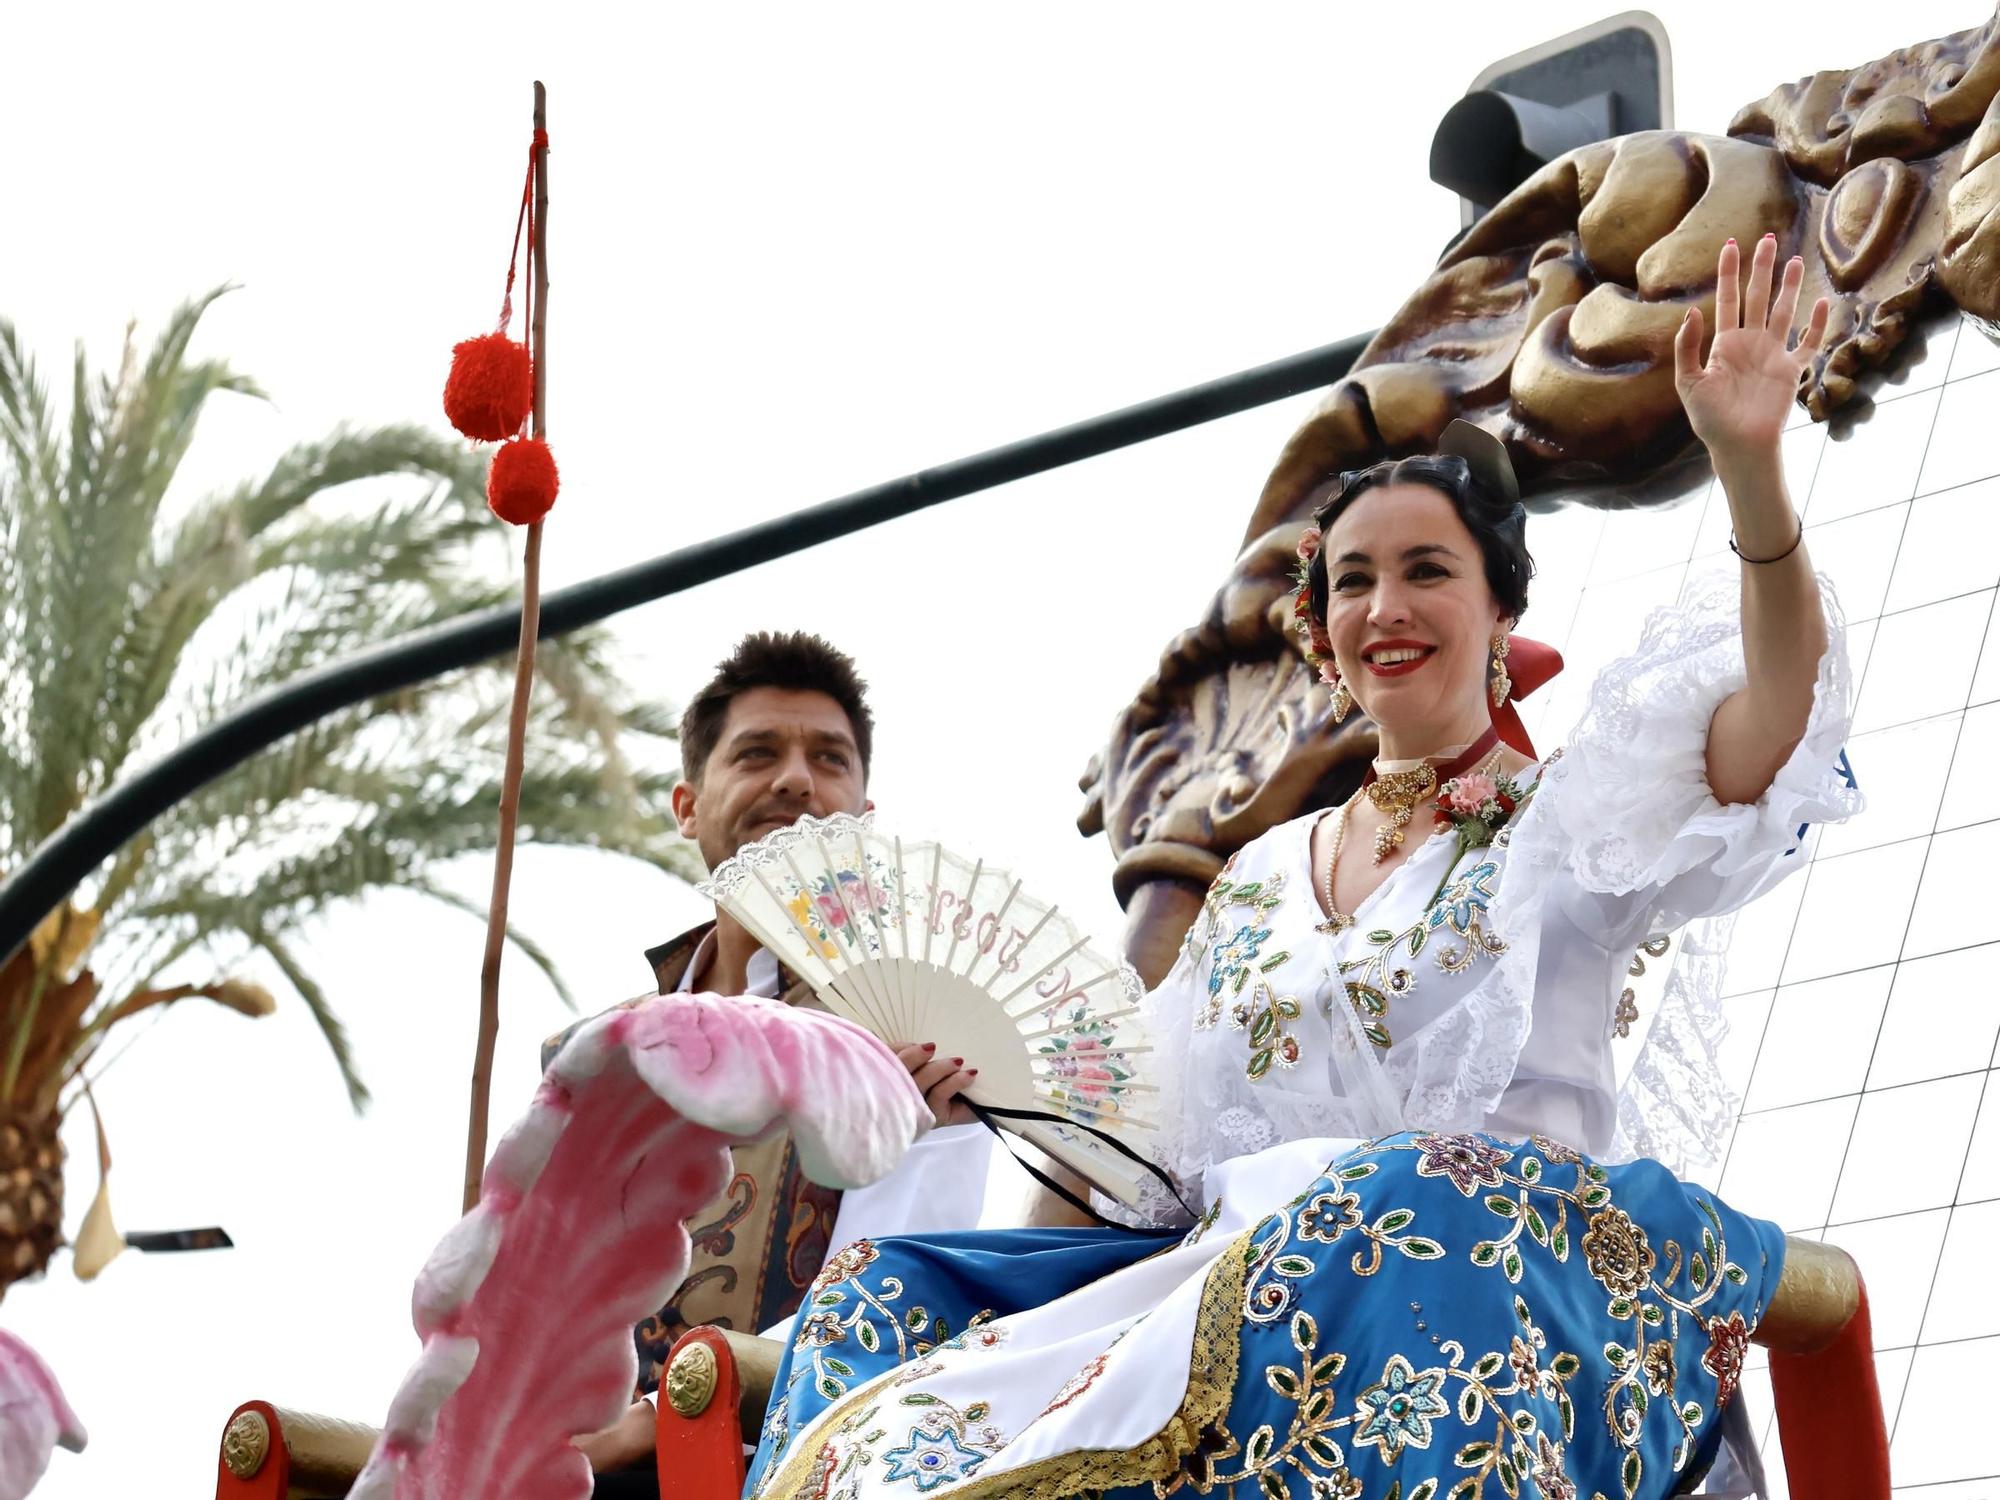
left=1726, top=237, right=1736, bottom=245
left=922, top=1042, right=936, bottom=1052
left=950, top=1057, right=964, bottom=1067
left=967, top=1068, right=980, bottom=1077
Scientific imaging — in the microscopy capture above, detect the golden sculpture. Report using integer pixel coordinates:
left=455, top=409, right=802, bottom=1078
left=1083, top=6, right=2000, bottom=982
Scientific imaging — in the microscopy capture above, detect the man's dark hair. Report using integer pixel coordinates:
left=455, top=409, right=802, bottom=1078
left=679, top=632, right=875, bottom=784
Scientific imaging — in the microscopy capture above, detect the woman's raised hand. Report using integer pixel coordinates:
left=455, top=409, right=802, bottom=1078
left=1673, top=235, right=1831, bottom=463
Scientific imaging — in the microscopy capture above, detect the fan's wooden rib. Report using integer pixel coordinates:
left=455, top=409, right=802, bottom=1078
left=890, top=834, right=914, bottom=1038
left=940, top=857, right=984, bottom=978
left=818, top=827, right=899, bottom=1043
left=994, top=931, right=1091, bottom=1009
left=1002, top=962, right=1122, bottom=1018
left=782, top=848, right=893, bottom=1041
left=1015, top=1003, right=1142, bottom=1042
left=963, top=876, right=1023, bottom=990
left=986, top=900, right=1060, bottom=996
left=746, top=862, right=822, bottom=977
left=922, top=845, right=943, bottom=967
left=1032, top=1076, right=1162, bottom=1095
left=1030, top=1045, right=1156, bottom=1059
left=1027, top=1087, right=1160, bottom=1131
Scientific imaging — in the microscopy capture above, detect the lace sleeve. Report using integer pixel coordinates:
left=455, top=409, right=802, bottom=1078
left=1532, top=568, right=1861, bottom=939
left=1500, top=568, right=1864, bottom=1175
left=1090, top=936, right=1207, bottom=1230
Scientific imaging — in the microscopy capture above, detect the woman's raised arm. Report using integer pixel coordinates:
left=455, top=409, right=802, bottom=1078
left=1672, top=234, right=1834, bottom=806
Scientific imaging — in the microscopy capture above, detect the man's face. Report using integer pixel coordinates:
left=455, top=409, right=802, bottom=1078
left=673, top=686, right=870, bottom=870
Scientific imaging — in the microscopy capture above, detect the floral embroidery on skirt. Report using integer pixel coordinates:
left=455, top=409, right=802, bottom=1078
left=747, top=1134, right=1785, bottom=1500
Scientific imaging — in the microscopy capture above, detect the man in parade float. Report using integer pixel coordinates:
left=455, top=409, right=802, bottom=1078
left=555, top=632, right=992, bottom=1495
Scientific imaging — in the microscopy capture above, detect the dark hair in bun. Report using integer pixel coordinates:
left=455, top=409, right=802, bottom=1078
left=1304, top=453, right=1534, bottom=628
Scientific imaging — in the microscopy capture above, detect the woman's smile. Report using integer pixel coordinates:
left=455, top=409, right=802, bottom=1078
left=1361, top=639, right=1437, bottom=677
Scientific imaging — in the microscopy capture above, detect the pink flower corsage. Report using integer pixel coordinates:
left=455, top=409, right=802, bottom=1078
left=1433, top=772, right=1522, bottom=848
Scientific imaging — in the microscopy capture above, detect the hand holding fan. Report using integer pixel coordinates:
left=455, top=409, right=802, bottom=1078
left=697, top=813, right=1162, bottom=1207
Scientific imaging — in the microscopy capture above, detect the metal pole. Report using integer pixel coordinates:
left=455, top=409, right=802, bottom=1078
left=0, top=330, right=1373, bottom=970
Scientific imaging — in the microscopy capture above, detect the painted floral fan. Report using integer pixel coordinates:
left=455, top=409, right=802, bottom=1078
left=698, top=812, right=1159, bottom=1206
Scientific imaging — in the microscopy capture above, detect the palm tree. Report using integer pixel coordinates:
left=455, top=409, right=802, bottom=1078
left=0, top=288, right=699, bottom=1291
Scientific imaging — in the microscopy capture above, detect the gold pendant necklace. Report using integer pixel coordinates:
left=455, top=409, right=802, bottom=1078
left=1365, top=764, right=1439, bottom=864
left=1317, top=793, right=1359, bottom=934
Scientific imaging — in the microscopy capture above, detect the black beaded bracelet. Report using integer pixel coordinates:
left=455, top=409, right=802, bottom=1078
left=1729, top=516, right=1804, bottom=565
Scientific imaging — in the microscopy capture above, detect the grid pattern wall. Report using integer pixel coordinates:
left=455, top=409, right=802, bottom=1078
left=1513, top=312, right=2000, bottom=1498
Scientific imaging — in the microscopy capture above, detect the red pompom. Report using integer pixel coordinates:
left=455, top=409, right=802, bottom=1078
left=487, top=436, right=559, bottom=525
left=444, top=333, right=534, bottom=442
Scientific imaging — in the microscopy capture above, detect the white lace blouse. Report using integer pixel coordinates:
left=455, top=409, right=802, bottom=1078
left=1139, top=572, right=1862, bottom=1217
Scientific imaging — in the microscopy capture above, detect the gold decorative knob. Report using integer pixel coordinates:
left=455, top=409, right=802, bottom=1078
left=222, top=1409, right=272, bottom=1479
left=665, top=1341, right=719, bottom=1418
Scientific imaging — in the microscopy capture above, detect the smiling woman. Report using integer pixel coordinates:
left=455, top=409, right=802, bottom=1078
left=731, top=237, right=1873, bottom=1500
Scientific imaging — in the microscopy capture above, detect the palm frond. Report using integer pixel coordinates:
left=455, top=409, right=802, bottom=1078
left=16, top=290, right=265, bottom=845
left=408, top=879, right=577, bottom=1011
left=244, top=924, right=369, bottom=1112
left=2, top=289, right=693, bottom=1122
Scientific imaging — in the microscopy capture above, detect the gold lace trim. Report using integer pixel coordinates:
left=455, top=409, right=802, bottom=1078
left=756, top=1229, right=1252, bottom=1499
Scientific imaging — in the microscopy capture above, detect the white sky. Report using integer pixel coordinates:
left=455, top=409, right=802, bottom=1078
left=0, top=1, right=1980, bottom=1492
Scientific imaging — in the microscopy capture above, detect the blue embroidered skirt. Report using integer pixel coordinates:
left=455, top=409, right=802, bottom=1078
left=747, top=1132, right=1785, bottom=1500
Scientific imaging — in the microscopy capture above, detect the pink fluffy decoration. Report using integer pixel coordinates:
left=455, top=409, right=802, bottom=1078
left=0, top=1329, right=85, bottom=1499
left=350, top=992, right=928, bottom=1500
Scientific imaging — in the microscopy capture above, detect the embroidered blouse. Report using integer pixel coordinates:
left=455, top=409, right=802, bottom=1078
left=1138, top=572, right=1861, bottom=1220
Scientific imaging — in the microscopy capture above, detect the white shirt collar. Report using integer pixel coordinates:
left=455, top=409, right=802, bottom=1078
left=673, top=928, right=782, bottom=999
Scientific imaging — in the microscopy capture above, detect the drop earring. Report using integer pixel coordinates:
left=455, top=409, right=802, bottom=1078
left=1490, top=633, right=1512, bottom=709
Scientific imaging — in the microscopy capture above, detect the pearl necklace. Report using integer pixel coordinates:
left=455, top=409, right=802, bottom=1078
left=1318, top=734, right=1506, bottom=934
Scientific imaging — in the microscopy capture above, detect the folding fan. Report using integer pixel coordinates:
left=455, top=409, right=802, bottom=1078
left=697, top=813, right=1160, bottom=1206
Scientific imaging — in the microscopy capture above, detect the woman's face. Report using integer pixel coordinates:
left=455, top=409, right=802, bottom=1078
left=1319, top=481, right=1510, bottom=741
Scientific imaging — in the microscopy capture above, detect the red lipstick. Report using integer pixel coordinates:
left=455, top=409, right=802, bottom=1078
left=1360, top=638, right=1436, bottom=678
